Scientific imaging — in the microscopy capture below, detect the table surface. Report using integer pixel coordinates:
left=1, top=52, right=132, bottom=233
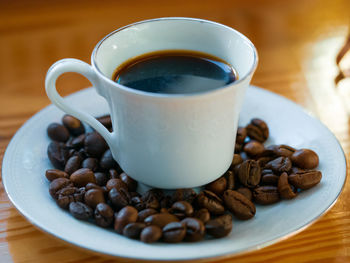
left=1, top=0, right=350, bottom=262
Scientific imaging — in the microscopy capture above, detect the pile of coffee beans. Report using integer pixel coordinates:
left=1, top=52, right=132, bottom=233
left=45, top=115, right=322, bottom=243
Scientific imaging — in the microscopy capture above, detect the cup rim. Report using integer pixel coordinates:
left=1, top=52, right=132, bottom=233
left=91, top=17, right=258, bottom=98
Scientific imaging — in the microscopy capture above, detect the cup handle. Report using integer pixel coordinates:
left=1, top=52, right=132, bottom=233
left=45, top=58, right=114, bottom=147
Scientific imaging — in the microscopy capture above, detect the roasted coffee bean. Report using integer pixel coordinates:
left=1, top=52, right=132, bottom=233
left=253, top=186, right=280, bottom=205
left=160, top=208, right=168, bottom=213
left=106, top=178, right=127, bottom=191
left=157, top=206, right=170, bottom=214
left=205, top=176, right=227, bottom=196
left=233, top=167, right=241, bottom=181
left=194, top=208, right=210, bottom=223
left=237, top=187, right=253, bottom=201
left=291, top=149, right=319, bottom=169
left=262, top=169, right=274, bottom=175
left=142, top=190, right=161, bottom=210
left=47, top=141, right=69, bottom=169
left=162, top=222, right=186, bottom=243
left=205, top=214, right=233, bottom=238
left=78, top=148, right=88, bottom=159
left=95, top=203, right=114, bottom=227
left=130, top=191, right=140, bottom=198
left=261, top=145, right=275, bottom=154
left=87, top=183, right=100, bottom=193
left=144, top=213, right=179, bottom=228
left=49, top=178, right=73, bottom=198
left=64, top=155, right=82, bottom=175
left=69, top=147, right=78, bottom=157
left=65, top=138, right=75, bottom=150
left=291, top=166, right=306, bottom=174
left=172, top=188, right=197, bottom=204
left=47, top=123, right=70, bottom=142
left=260, top=169, right=279, bottom=185
left=224, top=170, right=235, bottom=190
left=236, top=127, right=247, bottom=144
left=261, top=174, right=279, bottom=185
left=56, top=186, right=85, bottom=209
left=70, top=134, right=85, bottom=149
left=131, top=192, right=141, bottom=199
left=160, top=195, right=172, bottom=209
left=85, top=182, right=105, bottom=192
left=265, top=157, right=292, bottom=173
left=45, top=169, right=69, bottom=181
left=235, top=143, right=243, bottom=153
left=260, top=145, right=277, bottom=157
left=147, top=189, right=164, bottom=200
left=138, top=208, right=158, bottom=222
left=238, top=160, right=261, bottom=188
left=140, top=225, right=162, bottom=243
left=94, top=172, right=108, bottom=186
left=223, top=190, right=255, bottom=220
left=100, top=150, right=117, bottom=171
left=69, top=202, right=93, bottom=220
left=131, top=192, right=141, bottom=198
left=84, top=132, right=108, bottom=157
left=278, top=172, right=297, bottom=199
left=97, top=115, right=112, bottom=129
left=181, top=217, right=205, bottom=242
left=120, top=173, right=138, bottom=192
left=160, top=208, right=168, bottom=214
left=109, top=187, right=130, bottom=210
left=62, top=114, right=85, bottom=136
left=246, top=118, right=269, bottom=143
left=197, top=190, right=225, bottom=215
left=243, top=141, right=265, bottom=157
left=123, top=222, right=146, bottom=239
left=84, top=189, right=105, bottom=208
left=257, top=156, right=275, bottom=167
left=70, top=168, right=96, bottom=187
left=114, top=206, right=138, bottom=234
left=85, top=183, right=98, bottom=191
left=232, top=154, right=244, bottom=167
left=131, top=196, right=145, bottom=211
left=273, top=144, right=296, bottom=157
left=67, top=148, right=77, bottom=158
left=102, top=186, right=108, bottom=193
left=289, top=170, right=322, bottom=189
left=44, top=114, right=323, bottom=244
left=82, top=158, right=99, bottom=172
left=170, top=201, right=193, bottom=219
left=109, top=169, right=119, bottom=179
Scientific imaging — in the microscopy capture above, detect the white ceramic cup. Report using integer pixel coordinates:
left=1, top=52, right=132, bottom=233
left=45, top=17, right=258, bottom=189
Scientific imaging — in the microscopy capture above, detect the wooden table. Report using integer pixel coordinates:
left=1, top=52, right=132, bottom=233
left=1, top=0, right=350, bottom=262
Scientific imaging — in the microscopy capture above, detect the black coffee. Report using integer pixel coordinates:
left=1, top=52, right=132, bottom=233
left=112, top=50, right=237, bottom=94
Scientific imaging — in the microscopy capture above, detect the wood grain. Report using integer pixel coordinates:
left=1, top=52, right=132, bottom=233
left=1, top=0, right=350, bottom=262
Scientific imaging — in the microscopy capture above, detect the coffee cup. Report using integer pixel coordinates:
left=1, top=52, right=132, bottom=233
left=45, top=17, right=258, bottom=188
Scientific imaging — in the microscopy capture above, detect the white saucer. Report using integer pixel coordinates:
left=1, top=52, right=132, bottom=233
left=2, top=86, right=346, bottom=261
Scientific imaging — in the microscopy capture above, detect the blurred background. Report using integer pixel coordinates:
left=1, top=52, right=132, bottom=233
left=0, top=0, right=350, bottom=262
left=0, top=0, right=349, bottom=113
